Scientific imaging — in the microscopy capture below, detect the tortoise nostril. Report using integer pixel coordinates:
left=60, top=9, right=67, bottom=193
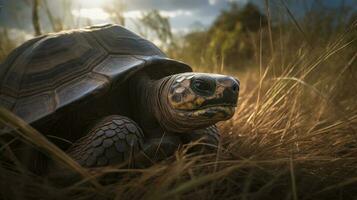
left=232, top=83, right=239, bottom=92
left=230, top=77, right=239, bottom=92
left=234, top=78, right=240, bottom=85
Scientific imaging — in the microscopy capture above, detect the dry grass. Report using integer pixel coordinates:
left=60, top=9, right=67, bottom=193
left=0, top=8, right=357, bottom=200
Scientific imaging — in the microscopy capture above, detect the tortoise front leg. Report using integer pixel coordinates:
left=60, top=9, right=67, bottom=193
left=67, top=115, right=145, bottom=167
left=141, top=131, right=182, bottom=163
left=180, top=125, right=220, bottom=152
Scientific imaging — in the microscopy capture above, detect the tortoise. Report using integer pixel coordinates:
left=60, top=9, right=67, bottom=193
left=0, top=24, right=239, bottom=169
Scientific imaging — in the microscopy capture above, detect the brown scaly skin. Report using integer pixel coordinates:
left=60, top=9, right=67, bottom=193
left=68, top=116, right=145, bottom=167
left=68, top=72, right=239, bottom=167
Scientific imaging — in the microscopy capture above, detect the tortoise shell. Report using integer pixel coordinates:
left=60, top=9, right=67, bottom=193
left=0, top=24, right=192, bottom=124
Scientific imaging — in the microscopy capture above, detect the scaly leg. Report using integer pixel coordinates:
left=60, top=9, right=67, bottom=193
left=67, top=115, right=144, bottom=167
left=180, top=125, right=220, bottom=152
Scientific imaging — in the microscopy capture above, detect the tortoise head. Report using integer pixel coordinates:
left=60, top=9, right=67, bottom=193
left=156, top=72, right=239, bottom=133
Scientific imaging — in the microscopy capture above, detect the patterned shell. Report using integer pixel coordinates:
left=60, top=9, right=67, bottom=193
left=0, top=24, right=191, bottom=124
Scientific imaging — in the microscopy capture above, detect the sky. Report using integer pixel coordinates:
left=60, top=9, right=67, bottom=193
left=69, top=0, right=248, bottom=33
left=0, top=0, right=355, bottom=43
left=0, top=0, right=247, bottom=35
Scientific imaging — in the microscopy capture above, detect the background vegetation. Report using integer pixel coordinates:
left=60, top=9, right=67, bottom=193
left=0, top=0, right=356, bottom=199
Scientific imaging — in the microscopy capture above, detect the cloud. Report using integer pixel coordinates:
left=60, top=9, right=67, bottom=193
left=160, top=10, right=193, bottom=18
left=125, top=0, right=209, bottom=11
left=123, top=10, right=142, bottom=19
left=70, top=7, right=193, bottom=22
left=208, top=0, right=248, bottom=6
left=71, top=8, right=110, bottom=21
left=209, top=0, right=218, bottom=5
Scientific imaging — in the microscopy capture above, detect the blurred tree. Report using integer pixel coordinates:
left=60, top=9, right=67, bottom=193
left=168, top=30, right=209, bottom=67
left=207, top=3, right=267, bottom=68
left=139, top=10, right=173, bottom=48
left=43, top=0, right=63, bottom=32
left=61, top=0, right=75, bottom=29
left=104, top=0, right=126, bottom=26
left=189, top=21, right=206, bottom=32
left=211, top=3, right=267, bottom=33
left=170, top=2, right=268, bottom=69
left=27, top=0, right=74, bottom=33
left=0, top=29, right=16, bottom=61
left=301, top=0, right=355, bottom=43
left=32, top=0, right=41, bottom=36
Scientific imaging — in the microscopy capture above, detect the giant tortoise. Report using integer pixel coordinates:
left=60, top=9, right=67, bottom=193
left=0, top=24, right=239, bottom=168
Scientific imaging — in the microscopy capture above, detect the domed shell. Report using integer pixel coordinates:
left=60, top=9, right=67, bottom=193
left=0, top=24, right=192, bottom=124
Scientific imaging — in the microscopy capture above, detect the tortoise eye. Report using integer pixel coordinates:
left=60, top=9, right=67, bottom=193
left=194, top=79, right=211, bottom=91
left=191, top=77, right=216, bottom=96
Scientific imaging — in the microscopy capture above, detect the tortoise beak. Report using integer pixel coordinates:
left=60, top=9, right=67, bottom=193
left=219, top=76, right=239, bottom=106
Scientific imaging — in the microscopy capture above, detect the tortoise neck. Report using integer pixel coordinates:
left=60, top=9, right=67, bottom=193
left=152, top=74, right=196, bottom=133
left=130, top=73, right=171, bottom=137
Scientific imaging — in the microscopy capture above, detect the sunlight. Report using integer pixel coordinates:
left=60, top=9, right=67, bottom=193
left=123, top=10, right=143, bottom=19
left=70, top=8, right=193, bottom=22
left=123, top=10, right=193, bottom=19
left=160, top=10, right=192, bottom=18
left=71, top=8, right=110, bottom=21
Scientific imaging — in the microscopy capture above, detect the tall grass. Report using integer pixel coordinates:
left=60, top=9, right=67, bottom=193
left=1, top=2, right=357, bottom=200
